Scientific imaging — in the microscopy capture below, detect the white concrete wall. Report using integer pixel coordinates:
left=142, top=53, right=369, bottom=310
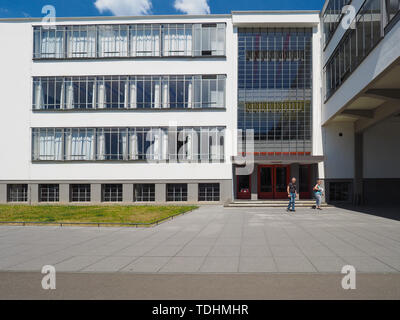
left=312, top=23, right=324, bottom=157
left=0, top=22, right=32, bottom=181
left=323, top=122, right=355, bottom=179
left=0, top=16, right=236, bottom=182
left=232, top=11, right=320, bottom=26
left=363, top=116, right=400, bottom=178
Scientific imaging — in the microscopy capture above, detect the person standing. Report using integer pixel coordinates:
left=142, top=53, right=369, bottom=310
left=313, top=180, right=324, bottom=210
left=286, top=177, right=297, bottom=213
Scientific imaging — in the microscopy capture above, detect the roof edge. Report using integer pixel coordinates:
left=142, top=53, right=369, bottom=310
left=231, top=10, right=321, bottom=14
left=0, top=13, right=232, bottom=23
left=0, top=10, right=324, bottom=23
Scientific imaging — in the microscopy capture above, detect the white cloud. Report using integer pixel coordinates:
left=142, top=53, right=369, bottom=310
left=94, top=0, right=152, bottom=16
left=174, top=0, right=210, bottom=15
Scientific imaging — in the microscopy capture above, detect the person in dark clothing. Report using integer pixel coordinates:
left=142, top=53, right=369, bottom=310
left=286, top=177, right=298, bottom=212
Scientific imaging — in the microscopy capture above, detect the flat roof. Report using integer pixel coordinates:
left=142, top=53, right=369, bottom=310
left=0, top=10, right=321, bottom=22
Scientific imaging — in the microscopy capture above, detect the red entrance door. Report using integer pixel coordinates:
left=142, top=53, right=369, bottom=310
left=237, top=175, right=251, bottom=200
left=258, top=165, right=291, bottom=199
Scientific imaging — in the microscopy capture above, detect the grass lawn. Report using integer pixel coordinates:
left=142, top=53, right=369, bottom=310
left=0, top=205, right=198, bottom=226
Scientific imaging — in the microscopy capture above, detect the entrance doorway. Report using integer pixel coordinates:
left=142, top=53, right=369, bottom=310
left=299, top=164, right=312, bottom=199
left=237, top=175, right=251, bottom=199
left=258, top=165, right=290, bottom=199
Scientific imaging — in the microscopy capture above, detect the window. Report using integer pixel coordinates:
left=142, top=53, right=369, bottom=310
left=33, top=75, right=226, bottom=111
left=70, top=184, right=91, bottom=202
left=39, top=184, right=59, bottom=202
left=7, top=184, right=28, bottom=202
left=34, top=27, right=65, bottom=59
left=33, top=23, right=226, bottom=59
left=193, top=23, right=226, bottom=56
left=65, top=128, right=95, bottom=161
left=163, top=24, right=192, bottom=56
left=98, top=25, right=128, bottom=57
left=134, top=184, right=155, bottom=202
left=329, top=182, right=352, bottom=202
left=131, top=24, right=161, bottom=57
left=97, top=128, right=128, bottom=160
left=167, top=184, right=188, bottom=202
left=102, top=184, right=123, bottom=202
left=32, top=128, right=63, bottom=161
left=67, top=25, right=96, bottom=58
left=199, top=183, right=220, bottom=202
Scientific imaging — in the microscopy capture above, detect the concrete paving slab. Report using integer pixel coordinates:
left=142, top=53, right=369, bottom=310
left=159, top=257, right=206, bottom=273
left=82, top=256, right=136, bottom=272
left=199, top=257, right=239, bottom=273
left=239, top=257, right=277, bottom=272
left=0, top=205, right=399, bottom=274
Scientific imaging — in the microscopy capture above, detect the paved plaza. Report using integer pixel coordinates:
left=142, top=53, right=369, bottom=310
left=0, top=206, right=400, bottom=274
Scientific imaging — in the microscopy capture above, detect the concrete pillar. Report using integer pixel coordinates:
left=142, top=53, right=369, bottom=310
left=354, top=132, right=364, bottom=205
left=155, top=183, right=166, bottom=203
left=220, top=180, right=233, bottom=204
left=188, top=183, right=198, bottom=202
left=0, top=184, right=7, bottom=203
left=123, top=184, right=134, bottom=203
left=251, top=164, right=258, bottom=200
left=30, top=184, right=39, bottom=204
left=59, top=184, right=69, bottom=203
left=91, top=184, right=102, bottom=203
left=290, top=163, right=300, bottom=200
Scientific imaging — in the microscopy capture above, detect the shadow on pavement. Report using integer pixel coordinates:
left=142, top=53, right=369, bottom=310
left=333, top=204, right=400, bottom=221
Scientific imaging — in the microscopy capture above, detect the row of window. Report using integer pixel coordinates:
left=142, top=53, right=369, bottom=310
left=33, top=23, right=226, bottom=59
left=33, top=75, right=226, bottom=110
left=32, top=127, right=225, bottom=162
left=324, top=0, right=382, bottom=100
left=322, top=0, right=352, bottom=47
left=6, top=183, right=220, bottom=203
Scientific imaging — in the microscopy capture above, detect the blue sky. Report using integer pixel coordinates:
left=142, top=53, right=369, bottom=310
left=0, top=0, right=325, bottom=18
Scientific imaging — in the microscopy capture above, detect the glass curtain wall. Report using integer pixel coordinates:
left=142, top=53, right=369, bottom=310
left=238, top=28, right=313, bottom=155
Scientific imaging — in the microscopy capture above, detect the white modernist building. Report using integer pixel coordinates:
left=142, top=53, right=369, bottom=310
left=0, top=1, right=399, bottom=205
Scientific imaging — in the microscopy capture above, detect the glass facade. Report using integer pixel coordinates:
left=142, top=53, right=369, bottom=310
left=238, top=28, right=313, bottom=155
left=33, top=23, right=226, bottom=59
left=33, top=75, right=226, bottom=110
left=324, top=0, right=382, bottom=100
